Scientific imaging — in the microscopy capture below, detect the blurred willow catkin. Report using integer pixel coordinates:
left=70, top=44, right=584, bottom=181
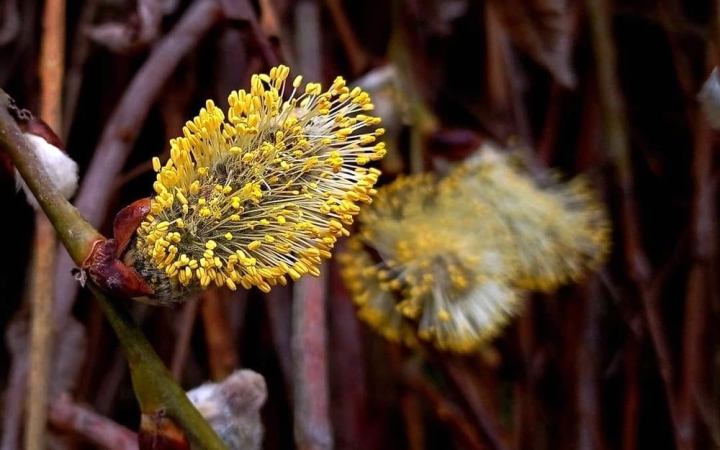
left=340, top=144, right=611, bottom=353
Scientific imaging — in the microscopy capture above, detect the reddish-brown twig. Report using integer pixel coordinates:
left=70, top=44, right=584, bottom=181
left=536, top=83, right=563, bottom=164
left=201, top=290, right=239, bottom=380
left=49, top=394, right=138, bottom=450
left=677, top=69, right=715, bottom=449
left=1, top=337, right=27, bottom=450
left=486, top=0, right=538, bottom=146
left=264, top=285, right=294, bottom=401
left=62, top=0, right=97, bottom=139
left=171, top=298, right=200, bottom=379
left=94, top=349, right=129, bottom=415
left=576, top=279, right=608, bottom=450
left=26, top=217, right=57, bottom=450
left=0, top=0, right=19, bottom=45
left=26, top=0, right=65, bottom=447
left=387, top=346, right=425, bottom=450
left=292, top=270, right=333, bottom=450
left=441, top=357, right=510, bottom=450
left=327, top=256, right=369, bottom=449
left=622, top=337, right=640, bottom=450
left=219, top=0, right=279, bottom=68
left=515, top=301, right=537, bottom=448
left=290, top=11, right=332, bottom=447
left=258, top=0, right=281, bottom=40
left=321, top=0, right=370, bottom=76
left=400, top=363, right=485, bottom=450
left=115, top=74, right=193, bottom=189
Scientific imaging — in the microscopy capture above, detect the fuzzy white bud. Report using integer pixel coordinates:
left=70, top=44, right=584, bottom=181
left=187, top=369, right=267, bottom=450
left=15, top=132, right=79, bottom=211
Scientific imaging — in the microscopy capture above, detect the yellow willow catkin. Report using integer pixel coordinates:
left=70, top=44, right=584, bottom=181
left=122, top=65, right=385, bottom=303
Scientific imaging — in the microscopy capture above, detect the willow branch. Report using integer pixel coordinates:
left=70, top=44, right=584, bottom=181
left=292, top=271, right=333, bottom=450
left=401, top=366, right=484, bottom=450
left=53, top=0, right=224, bottom=326
left=49, top=394, right=138, bottom=450
left=25, top=0, right=66, bottom=447
left=201, top=290, right=239, bottom=381
left=219, top=0, right=279, bottom=67
left=321, top=0, right=369, bottom=76
left=0, top=92, right=227, bottom=450
left=677, top=61, right=715, bottom=448
left=326, top=255, right=369, bottom=448
left=0, top=0, right=19, bottom=45
left=62, top=0, right=97, bottom=140
left=26, top=217, right=56, bottom=450
left=441, top=357, right=510, bottom=450
left=76, top=0, right=222, bottom=229
left=170, top=299, right=200, bottom=379
left=291, top=8, right=333, bottom=448
left=265, top=286, right=294, bottom=401
left=88, top=284, right=228, bottom=450
left=1, top=347, right=26, bottom=450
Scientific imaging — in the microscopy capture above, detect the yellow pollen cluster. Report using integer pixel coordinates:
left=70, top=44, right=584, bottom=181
left=340, top=145, right=611, bottom=353
left=133, top=65, right=384, bottom=299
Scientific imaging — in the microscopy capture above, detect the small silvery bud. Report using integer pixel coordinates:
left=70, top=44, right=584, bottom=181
left=187, top=370, right=267, bottom=450
left=15, top=117, right=78, bottom=211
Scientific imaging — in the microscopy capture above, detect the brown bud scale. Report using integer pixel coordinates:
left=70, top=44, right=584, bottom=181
left=83, top=238, right=155, bottom=298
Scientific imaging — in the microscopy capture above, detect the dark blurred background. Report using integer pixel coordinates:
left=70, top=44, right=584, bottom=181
left=0, top=0, right=718, bottom=449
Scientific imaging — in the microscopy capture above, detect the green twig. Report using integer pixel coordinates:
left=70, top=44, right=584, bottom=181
left=88, top=284, right=227, bottom=450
